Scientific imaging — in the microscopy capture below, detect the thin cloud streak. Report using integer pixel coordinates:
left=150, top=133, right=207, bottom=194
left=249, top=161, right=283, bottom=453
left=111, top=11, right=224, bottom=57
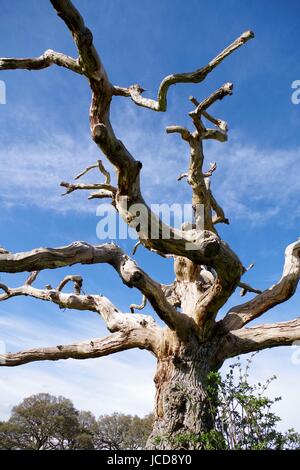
left=1, top=104, right=299, bottom=225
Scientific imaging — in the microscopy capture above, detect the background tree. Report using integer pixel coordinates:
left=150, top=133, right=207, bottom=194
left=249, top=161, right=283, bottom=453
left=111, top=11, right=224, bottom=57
left=75, top=411, right=98, bottom=450
left=0, top=0, right=299, bottom=450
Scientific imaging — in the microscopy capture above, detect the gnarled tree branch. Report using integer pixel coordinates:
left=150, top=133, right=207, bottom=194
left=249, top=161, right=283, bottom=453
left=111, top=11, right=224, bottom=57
left=221, top=239, right=300, bottom=331
left=0, top=241, right=188, bottom=333
left=0, top=49, right=82, bottom=74
left=0, top=330, right=158, bottom=367
left=113, top=31, right=254, bottom=112
left=0, top=270, right=161, bottom=355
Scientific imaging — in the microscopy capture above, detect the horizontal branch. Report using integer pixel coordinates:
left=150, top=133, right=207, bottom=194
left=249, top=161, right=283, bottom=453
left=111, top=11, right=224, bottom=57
left=202, top=128, right=228, bottom=142
left=0, top=278, right=119, bottom=331
left=88, top=189, right=115, bottom=200
left=113, top=31, right=254, bottom=112
left=0, top=49, right=82, bottom=74
left=0, top=331, right=154, bottom=367
left=61, top=159, right=115, bottom=199
left=0, top=271, right=162, bottom=355
left=0, top=241, right=187, bottom=332
left=219, top=318, right=300, bottom=360
left=221, top=239, right=300, bottom=331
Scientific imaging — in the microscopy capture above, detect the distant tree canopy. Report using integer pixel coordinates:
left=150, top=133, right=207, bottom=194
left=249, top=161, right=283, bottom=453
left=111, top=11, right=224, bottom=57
left=0, top=394, right=153, bottom=450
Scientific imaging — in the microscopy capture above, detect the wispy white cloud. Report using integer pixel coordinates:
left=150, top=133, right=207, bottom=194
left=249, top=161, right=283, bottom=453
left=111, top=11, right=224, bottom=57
left=1, top=103, right=299, bottom=225
left=223, top=350, right=300, bottom=431
left=0, top=310, right=155, bottom=420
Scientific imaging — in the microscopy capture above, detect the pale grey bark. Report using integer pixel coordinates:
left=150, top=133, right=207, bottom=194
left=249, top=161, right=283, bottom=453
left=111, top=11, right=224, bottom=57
left=0, top=49, right=82, bottom=74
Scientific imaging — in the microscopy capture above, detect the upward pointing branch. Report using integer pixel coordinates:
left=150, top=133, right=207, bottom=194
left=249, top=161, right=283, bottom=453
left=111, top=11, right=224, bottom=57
left=113, top=31, right=254, bottom=112
left=50, top=0, right=105, bottom=80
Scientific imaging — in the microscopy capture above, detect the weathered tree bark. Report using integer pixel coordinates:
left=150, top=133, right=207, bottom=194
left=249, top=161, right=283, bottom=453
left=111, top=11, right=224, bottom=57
left=147, top=331, right=220, bottom=449
left=0, top=0, right=299, bottom=450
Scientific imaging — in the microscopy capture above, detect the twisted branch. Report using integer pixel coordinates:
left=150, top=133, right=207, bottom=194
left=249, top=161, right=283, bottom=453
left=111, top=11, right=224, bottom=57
left=221, top=239, right=300, bottom=331
left=113, top=31, right=254, bottom=112
left=60, top=181, right=116, bottom=197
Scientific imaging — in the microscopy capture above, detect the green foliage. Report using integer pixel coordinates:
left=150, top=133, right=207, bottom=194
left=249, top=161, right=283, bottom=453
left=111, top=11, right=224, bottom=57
left=202, top=353, right=300, bottom=450
left=0, top=393, right=153, bottom=450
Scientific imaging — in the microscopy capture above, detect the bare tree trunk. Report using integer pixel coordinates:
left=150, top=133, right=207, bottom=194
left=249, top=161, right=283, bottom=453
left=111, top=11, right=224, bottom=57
left=147, top=337, right=218, bottom=450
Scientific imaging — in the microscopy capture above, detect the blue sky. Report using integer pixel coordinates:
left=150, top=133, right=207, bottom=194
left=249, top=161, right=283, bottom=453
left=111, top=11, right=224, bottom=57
left=0, top=0, right=300, bottom=428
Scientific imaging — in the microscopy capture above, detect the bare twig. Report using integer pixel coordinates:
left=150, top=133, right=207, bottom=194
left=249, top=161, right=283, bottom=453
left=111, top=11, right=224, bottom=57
left=60, top=181, right=116, bottom=196
left=25, top=271, right=39, bottom=286
left=130, top=295, right=147, bottom=313
left=177, top=172, right=188, bottom=181
left=132, top=241, right=142, bottom=256
left=165, top=126, right=191, bottom=141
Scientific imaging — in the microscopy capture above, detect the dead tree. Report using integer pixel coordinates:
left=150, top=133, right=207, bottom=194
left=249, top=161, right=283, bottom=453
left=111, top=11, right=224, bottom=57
left=0, top=0, right=299, bottom=450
